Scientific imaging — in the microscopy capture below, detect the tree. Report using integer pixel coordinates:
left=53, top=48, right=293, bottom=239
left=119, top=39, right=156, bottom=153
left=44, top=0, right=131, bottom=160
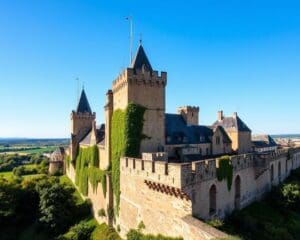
left=37, top=180, right=76, bottom=234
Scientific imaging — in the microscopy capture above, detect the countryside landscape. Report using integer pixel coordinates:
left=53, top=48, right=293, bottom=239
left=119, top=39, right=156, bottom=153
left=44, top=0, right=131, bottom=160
left=1, top=1, right=300, bottom=240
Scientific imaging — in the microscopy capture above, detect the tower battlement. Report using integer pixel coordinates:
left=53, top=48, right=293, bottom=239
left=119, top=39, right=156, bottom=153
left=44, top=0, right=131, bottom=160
left=112, top=68, right=167, bottom=94
left=71, top=110, right=96, bottom=119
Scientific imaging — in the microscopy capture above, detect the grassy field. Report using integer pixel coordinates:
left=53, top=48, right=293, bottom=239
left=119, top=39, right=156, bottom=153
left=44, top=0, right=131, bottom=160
left=0, top=146, right=57, bottom=155
left=0, top=164, right=45, bottom=180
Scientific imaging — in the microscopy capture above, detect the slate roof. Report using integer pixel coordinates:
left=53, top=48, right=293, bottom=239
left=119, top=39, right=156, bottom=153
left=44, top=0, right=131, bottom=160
left=76, top=89, right=92, bottom=114
left=252, top=135, right=277, bottom=148
left=80, top=124, right=105, bottom=146
left=131, top=44, right=153, bottom=73
left=212, top=116, right=251, bottom=132
left=165, top=114, right=213, bottom=145
left=214, top=126, right=232, bottom=143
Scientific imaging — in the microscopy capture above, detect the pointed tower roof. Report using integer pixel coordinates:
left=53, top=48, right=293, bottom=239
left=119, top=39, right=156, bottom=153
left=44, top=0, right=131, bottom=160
left=76, top=89, right=92, bottom=114
left=131, top=44, right=153, bottom=72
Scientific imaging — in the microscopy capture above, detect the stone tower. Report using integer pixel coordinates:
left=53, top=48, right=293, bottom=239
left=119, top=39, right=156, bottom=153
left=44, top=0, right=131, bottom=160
left=112, top=44, right=167, bottom=153
left=70, top=89, right=95, bottom=160
left=103, top=89, right=113, bottom=169
left=177, top=106, right=200, bottom=126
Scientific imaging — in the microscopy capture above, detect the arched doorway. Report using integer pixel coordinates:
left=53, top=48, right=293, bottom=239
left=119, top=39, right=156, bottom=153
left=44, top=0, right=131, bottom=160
left=209, top=184, right=217, bottom=215
left=234, top=175, right=241, bottom=209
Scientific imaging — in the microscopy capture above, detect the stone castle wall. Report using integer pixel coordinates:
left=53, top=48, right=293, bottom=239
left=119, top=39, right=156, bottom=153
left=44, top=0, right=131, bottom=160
left=118, top=157, right=227, bottom=240
left=117, top=148, right=300, bottom=239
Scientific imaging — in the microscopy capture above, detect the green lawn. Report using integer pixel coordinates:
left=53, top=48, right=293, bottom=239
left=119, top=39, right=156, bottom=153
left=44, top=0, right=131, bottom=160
left=0, top=164, right=44, bottom=180
left=0, top=146, right=57, bottom=155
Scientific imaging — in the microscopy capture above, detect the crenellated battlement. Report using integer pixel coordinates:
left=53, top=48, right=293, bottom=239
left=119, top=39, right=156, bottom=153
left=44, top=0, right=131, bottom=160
left=230, top=154, right=253, bottom=171
left=142, top=152, right=168, bottom=161
left=121, top=149, right=300, bottom=190
left=112, top=68, right=167, bottom=94
left=71, top=110, right=96, bottom=119
left=120, top=157, right=192, bottom=188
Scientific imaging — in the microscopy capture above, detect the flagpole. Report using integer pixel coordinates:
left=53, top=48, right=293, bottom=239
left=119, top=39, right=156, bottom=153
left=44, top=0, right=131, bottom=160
left=126, top=16, right=133, bottom=64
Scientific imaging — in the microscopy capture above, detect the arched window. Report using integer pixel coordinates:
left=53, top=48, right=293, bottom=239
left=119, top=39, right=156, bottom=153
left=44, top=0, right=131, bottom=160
left=209, top=184, right=217, bottom=215
left=270, top=164, right=274, bottom=182
left=234, top=175, right=241, bottom=209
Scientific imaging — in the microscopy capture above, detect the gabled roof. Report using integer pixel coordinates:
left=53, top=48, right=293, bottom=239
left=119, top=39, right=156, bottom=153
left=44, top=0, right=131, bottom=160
left=213, top=126, right=232, bottom=143
left=131, top=44, right=153, bottom=72
left=80, top=124, right=105, bottom=146
left=212, top=116, right=251, bottom=132
left=76, top=89, right=92, bottom=114
left=252, top=135, right=277, bottom=148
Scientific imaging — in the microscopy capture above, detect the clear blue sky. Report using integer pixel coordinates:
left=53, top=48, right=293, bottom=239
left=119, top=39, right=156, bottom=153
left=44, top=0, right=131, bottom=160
left=0, top=0, right=299, bottom=138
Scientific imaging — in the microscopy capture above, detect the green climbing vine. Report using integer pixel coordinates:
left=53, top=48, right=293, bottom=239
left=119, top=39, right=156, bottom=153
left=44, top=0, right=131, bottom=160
left=216, top=155, right=233, bottom=191
left=75, top=145, right=107, bottom=197
left=65, top=155, right=70, bottom=169
left=111, top=103, right=147, bottom=216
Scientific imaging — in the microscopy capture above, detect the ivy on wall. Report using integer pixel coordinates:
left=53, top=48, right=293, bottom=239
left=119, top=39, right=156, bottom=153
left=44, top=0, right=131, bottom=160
left=65, top=155, right=70, bottom=169
left=216, top=156, right=233, bottom=191
left=111, top=103, right=146, bottom=216
left=75, top=145, right=107, bottom=197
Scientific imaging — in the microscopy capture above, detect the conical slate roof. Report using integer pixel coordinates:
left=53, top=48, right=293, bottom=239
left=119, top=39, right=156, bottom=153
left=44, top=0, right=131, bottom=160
left=131, top=44, right=153, bottom=72
left=76, top=89, right=92, bottom=114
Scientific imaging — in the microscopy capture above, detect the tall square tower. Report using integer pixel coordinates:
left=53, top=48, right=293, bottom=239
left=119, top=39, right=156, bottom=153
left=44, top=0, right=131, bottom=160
left=112, top=44, right=167, bottom=153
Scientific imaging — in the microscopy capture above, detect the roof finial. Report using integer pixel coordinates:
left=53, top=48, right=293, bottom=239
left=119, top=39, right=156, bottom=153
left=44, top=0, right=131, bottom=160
left=139, top=33, right=142, bottom=45
left=82, top=80, right=85, bottom=90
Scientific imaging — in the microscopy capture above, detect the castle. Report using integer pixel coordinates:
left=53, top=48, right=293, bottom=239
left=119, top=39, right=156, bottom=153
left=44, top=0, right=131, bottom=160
left=63, top=43, right=300, bottom=240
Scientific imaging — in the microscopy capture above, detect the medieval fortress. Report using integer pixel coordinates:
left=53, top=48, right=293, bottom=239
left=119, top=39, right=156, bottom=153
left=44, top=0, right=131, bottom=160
left=56, top=44, right=300, bottom=239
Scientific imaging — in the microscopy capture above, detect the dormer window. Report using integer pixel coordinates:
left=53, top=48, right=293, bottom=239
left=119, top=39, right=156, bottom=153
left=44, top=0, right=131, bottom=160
left=199, top=135, right=205, bottom=142
left=166, top=136, right=171, bottom=143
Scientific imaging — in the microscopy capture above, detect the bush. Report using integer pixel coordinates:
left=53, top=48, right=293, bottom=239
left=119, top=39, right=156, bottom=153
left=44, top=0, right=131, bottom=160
left=12, top=165, right=38, bottom=177
left=127, top=229, right=183, bottom=240
left=98, top=209, right=106, bottom=217
left=207, top=219, right=224, bottom=228
left=68, top=221, right=95, bottom=240
left=37, top=179, right=77, bottom=234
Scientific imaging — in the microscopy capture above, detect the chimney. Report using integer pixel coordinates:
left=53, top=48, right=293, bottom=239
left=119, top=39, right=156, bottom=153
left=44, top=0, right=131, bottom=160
left=233, top=112, right=238, bottom=118
left=217, top=110, right=223, bottom=121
